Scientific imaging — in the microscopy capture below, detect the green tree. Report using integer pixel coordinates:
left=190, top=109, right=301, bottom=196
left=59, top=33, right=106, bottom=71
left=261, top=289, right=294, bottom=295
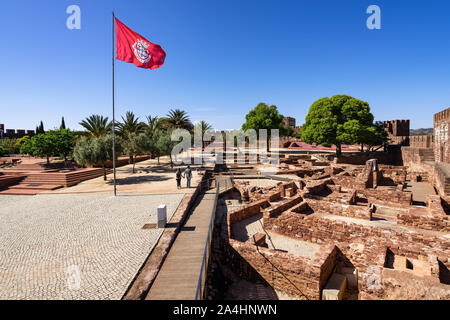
left=79, top=115, right=112, bottom=138
left=0, top=138, right=18, bottom=154
left=17, top=136, right=33, bottom=155
left=301, top=95, right=375, bottom=156
left=37, top=121, right=45, bottom=134
left=123, top=133, right=152, bottom=173
left=242, top=103, right=285, bottom=152
left=73, top=135, right=122, bottom=180
left=46, top=129, right=74, bottom=161
left=151, top=129, right=176, bottom=166
left=117, top=111, right=145, bottom=138
left=164, top=109, right=193, bottom=131
left=144, top=115, right=162, bottom=138
left=359, top=121, right=388, bottom=152
left=60, top=117, right=66, bottom=130
left=280, top=125, right=294, bottom=137
left=30, top=134, right=53, bottom=164
left=117, top=111, right=145, bottom=165
left=0, top=145, right=5, bottom=157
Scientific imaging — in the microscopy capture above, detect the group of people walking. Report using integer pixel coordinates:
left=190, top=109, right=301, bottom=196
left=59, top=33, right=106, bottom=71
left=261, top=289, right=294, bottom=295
left=175, top=166, right=192, bottom=189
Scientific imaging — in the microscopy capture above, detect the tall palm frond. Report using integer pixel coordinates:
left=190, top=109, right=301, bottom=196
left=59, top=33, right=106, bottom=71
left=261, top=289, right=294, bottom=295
left=165, top=109, right=193, bottom=130
left=117, top=111, right=145, bottom=138
left=145, top=115, right=162, bottom=137
left=79, top=115, right=112, bottom=138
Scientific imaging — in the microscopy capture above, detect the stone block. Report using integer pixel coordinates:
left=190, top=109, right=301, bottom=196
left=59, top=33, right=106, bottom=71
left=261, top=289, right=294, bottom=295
left=322, top=273, right=347, bottom=300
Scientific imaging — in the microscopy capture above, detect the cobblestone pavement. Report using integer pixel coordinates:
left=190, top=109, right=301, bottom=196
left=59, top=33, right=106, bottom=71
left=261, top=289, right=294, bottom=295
left=0, top=193, right=184, bottom=300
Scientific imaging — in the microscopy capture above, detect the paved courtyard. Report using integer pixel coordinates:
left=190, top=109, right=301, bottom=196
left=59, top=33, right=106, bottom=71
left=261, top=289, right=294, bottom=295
left=46, top=157, right=205, bottom=195
left=0, top=193, right=184, bottom=300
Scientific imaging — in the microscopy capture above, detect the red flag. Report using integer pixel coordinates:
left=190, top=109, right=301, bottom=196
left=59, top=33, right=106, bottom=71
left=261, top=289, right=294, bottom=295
left=115, top=18, right=166, bottom=70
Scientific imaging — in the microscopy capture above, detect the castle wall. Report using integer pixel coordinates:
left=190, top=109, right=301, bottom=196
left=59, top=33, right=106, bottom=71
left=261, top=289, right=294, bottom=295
left=434, top=107, right=450, bottom=163
left=0, top=124, right=35, bottom=139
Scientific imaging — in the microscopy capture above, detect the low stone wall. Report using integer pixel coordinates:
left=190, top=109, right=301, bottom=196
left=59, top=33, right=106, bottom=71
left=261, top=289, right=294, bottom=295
left=264, top=213, right=449, bottom=268
left=228, top=199, right=270, bottom=225
left=397, top=195, right=450, bottom=232
left=333, top=152, right=394, bottom=165
left=227, top=239, right=323, bottom=299
left=401, top=146, right=434, bottom=165
left=305, top=198, right=372, bottom=220
left=359, top=188, right=412, bottom=206
left=263, top=193, right=303, bottom=218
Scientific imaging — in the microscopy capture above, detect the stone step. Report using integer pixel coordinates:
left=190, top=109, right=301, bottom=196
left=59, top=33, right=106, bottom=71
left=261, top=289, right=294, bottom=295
left=8, top=184, right=63, bottom=190
left=0, top=188, right=41, bottom=195
left=322, top=273, right=347, bottom=300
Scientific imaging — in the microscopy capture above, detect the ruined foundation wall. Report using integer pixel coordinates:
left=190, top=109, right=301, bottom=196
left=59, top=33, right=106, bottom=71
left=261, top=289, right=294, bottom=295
left=227, top=239, right=322, bottom=299
left=333, top=152, right=395, bottom=165
left=305, top=198, right=372, bottom=220
left=264, top=213, right=449, bottom=270
left=359, top=188, right=412, bottom=206
left=397, top=195, right=450, bottom=232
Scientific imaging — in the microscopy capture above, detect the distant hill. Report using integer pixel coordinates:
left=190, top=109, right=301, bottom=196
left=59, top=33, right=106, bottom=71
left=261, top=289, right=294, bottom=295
left=410, top=128, right=433, bottom=136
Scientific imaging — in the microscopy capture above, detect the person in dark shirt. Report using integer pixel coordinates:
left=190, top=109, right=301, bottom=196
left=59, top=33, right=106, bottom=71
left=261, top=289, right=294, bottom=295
left=176, top=168, right=182, bottom=189
left=183, top=165, right=192, bottom=188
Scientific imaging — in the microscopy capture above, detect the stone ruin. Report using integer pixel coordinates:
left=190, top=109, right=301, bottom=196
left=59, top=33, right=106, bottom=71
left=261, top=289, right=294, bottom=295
left=210, top=153, right=450, bottom=300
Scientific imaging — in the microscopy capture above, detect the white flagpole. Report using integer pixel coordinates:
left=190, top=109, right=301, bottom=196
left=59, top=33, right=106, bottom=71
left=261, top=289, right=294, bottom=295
left=112, top=11, right=117, bottom=196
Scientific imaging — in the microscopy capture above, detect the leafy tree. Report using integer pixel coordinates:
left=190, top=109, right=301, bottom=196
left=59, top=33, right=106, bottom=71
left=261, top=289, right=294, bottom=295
left=0, top=145, right=5, bottom=157
left=0, top=138, right=18, bottom=154
left=280, top=125, right=294, bottom=137
left=60, top=117, right=66, bottom=130
left=242, top=103, right=285, bottom=152
left=79, top=115, right=112, bottom=138
left=301, top=95, right=375, bottom=156
left=17, top=136, right=33, bottom=155
left=123, top=133, right=152, bottom=173
left=30, top=134, right=53, bottom=164
left=73, top=135, right=123, bottom=180
left=163, top=109, right=193, bottom=131
left=359, top=121, right=388, bottom=152
left=152, top=129, right=176, bottom=166
left=46, top=129, right=74, bottom=161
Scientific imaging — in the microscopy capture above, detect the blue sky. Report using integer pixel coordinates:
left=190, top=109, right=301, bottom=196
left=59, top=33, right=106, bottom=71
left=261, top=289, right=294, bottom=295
left=1, top=0, right=449, bottom=131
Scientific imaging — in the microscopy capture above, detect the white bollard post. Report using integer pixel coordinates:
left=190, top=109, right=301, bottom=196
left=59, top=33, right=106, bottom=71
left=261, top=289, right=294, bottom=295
left=157, top=204, right=167, bottom=228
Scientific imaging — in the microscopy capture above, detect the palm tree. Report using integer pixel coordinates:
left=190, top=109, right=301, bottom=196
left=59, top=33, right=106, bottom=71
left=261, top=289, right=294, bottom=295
left=79, top=115, right=111, bottom=138
left=117, top=111, right=145, bottom=166
left=165, top=109, right=193, bottom=130
left=195, top=120, right=212, bottom=149
left=144, top=115, right=161, bottom=137
left=117, top=111, right=145, bottom=138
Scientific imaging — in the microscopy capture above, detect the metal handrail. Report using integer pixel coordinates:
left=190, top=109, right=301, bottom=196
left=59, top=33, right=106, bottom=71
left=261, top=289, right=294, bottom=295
left=194, top=179, right=220, bottom=300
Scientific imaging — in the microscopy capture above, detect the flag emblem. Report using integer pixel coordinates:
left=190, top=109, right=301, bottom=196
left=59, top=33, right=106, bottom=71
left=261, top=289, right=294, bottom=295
left=133, top=39, right=152, bottom=64
left=115, top=17, right=166, bottom=70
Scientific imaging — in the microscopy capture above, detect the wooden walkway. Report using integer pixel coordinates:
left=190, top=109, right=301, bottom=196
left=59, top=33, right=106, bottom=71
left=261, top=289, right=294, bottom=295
left=146, top=177, right=233, bottom=300
left=145, top=191, right=216, bottom=300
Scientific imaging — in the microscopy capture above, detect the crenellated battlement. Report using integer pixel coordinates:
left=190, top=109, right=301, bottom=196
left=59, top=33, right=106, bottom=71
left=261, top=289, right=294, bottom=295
left=0, top=124, right=35, bottom=139
left=383, top=120, right=410, bottom=137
